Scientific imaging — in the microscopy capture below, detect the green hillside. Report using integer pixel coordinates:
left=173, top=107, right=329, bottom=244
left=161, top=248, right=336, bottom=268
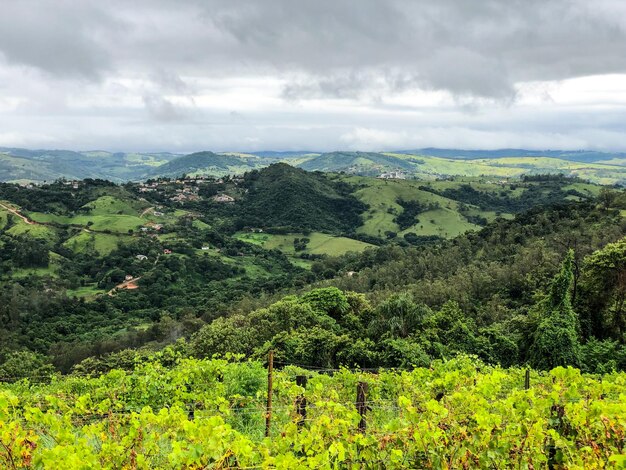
left=293, top=151, right=626, bottom=185
left=345, top=177, right=484, bottom=239
left=298, top=151, right=421, bottom=175
left=236, top=163, right=366, bottom=233
left=397, top=147, right=626, bottom=162
left=63, top=231, right=122, bottom=255
left=0, top=147, right=182, bottom=182
left=149, top=151, right=266, bottom=178
left=235, top=231, right=374, bottom=258
left=393, top=153, right=626, bottom=185
left=331, top=174, right=597, bottom=243
left=0, top=152, right=68, bottom=182
left=82, top=195, right=148, bottom=215
left=27, top=194, right=149, bottom=233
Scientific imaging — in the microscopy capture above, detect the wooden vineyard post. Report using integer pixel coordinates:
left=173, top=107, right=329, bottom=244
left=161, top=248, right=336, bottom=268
left=356, top=381, right=368, bottom=433
left=295, top=375, right=307, bottom=429
left=265, top=350, right=274, bottom=437
left=525, top=369, right=530, bottom=390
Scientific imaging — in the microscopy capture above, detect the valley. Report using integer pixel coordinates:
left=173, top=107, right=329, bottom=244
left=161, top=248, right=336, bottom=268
left=1, top=161, right=625, bottom=469
left=0, top=164, right=618, bottom=373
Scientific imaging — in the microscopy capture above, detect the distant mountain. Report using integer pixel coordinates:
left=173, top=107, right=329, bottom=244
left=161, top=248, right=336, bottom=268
left=149, top=151, right=266, bottom=178
left=397, top=148, right=626, bottom=163
left=0, top=147, right=112, bottom=181
left=298, top=151, right=422, bottom=175
left=0, top=147, right=180, bottom=182
left=250, top=151, right=318, bottom=159
left=2, top=146, right=626, bottom=185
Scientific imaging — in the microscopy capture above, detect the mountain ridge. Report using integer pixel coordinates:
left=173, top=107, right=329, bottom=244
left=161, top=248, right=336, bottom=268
left=3, top=146, right=626, bottom=185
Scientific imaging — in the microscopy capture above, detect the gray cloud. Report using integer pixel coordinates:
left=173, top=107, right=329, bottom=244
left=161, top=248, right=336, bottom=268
left=0, top=1, right=119, bottom=79
left=2, top=0, right=626, bottom=151
left=4, top=0, right=626, bottom=97
left=142, top=94, right=187, bottom=122
left=192, top=0, right=626, bottom=99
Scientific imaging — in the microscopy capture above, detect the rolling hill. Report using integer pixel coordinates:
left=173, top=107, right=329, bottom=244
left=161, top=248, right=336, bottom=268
left=236, top=163, right=366, bottom=233
left=3, top=146, right=626, bottom=185
left=149, top=151, right=267, bottom=178
left=293, top=151, right=626, bottom=185
left=297, top=151, right=422, bottom=175
left=396, top=148, right=626, bottom=163
left=0, top=147, right=181, bottom=182
left=0, top=166, right=601, bottom=291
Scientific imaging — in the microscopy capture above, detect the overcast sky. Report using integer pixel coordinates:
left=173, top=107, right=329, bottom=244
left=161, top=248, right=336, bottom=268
left=2, top=0, right=626, bottom=152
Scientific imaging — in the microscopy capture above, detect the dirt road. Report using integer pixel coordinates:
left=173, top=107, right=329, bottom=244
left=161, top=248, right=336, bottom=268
left=140, top=207, right=154, bottom=218
left=0, top=202, right=35, bottom=224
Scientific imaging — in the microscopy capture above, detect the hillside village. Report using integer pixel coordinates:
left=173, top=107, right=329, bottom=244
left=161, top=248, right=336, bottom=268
left=134, top=175, right=243, bottom=204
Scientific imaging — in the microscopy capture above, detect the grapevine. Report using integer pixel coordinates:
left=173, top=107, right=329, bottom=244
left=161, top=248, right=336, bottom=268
left=1, top=356, right=625, bottom=468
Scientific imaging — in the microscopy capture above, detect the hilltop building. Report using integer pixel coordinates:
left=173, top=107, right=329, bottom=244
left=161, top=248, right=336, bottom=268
left=379, top=171, right=406, bottom=179
left=213, top=194, right=235, bottom=203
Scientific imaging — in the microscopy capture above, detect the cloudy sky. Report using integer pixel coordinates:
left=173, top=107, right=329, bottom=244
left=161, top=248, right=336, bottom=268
left=2, top=0, right=626, bottom=152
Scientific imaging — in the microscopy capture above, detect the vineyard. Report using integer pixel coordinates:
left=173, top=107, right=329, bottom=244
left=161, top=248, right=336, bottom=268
left=1, top=355, right=626, bottom=469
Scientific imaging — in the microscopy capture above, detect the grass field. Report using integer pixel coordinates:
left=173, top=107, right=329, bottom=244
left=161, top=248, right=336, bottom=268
left=562, top=182, right=602, bottom=197
left=190, top=249, right=277, bottom=278
left=342, top=175, right=601, bottom=239
left=26, top=196, right=150, bottom=233
left=192, top=219, right=211, bottom=230
left=29, top=212, right=145, bottom=233
left=420, top=178, right=524, bottom=197
left=596, top=157, right=626, bottom=166
left=11, top=264, right=57, bottom=278
left=82, top=195, right=147, bottom=215
left=235, top=232, right=269, bottom=246
left=11, top=251, right=63, bottom=278
left=5, top=218, right=58, bottom=242
left=63, top=231, right=122, bottom=255
left=74, top=215, right=144, bottom=232
left=400, top=208, right=480, bottom=237
left=239, top=257, right=273, bottom=277
left=235, top=231, right=374, bottom=257
left=66, top=284, right=105, bottom=298
left=26, top=212, right=75, bottom=224
left=157, top=233, right=179, bottom=241
left=143, top=208, right=190, bottom=223
left=120, top=152, right=172, bottom=167
left=342, top=176, right=486, bottom=238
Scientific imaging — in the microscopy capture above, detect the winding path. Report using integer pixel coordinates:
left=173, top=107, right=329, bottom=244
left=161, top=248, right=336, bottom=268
left=140, top=207, right=154, bottom=218
left=0, top=202, right=36, bottom=225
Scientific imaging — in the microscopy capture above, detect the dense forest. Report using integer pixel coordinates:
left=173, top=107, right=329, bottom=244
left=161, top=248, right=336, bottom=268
left=0, top=166, right=625, bottom=378
left=176, top=202, right=626, bottom=375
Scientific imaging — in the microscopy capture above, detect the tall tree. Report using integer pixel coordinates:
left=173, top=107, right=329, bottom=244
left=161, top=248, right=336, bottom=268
left=530, top=249, right=581, bottom=369
left=369, top=293, right=428, bottom=339
left=579, top=237, right=626, bottom=340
